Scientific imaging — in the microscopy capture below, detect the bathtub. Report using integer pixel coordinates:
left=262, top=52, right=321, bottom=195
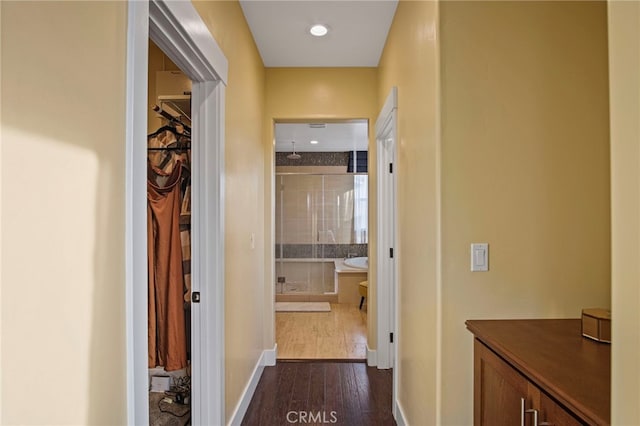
left=274, top=257, right=367, bottom=304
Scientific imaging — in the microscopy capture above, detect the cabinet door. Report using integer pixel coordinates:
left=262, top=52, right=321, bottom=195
left=539, top=393, right=585, bottom=426
left=474, top=339, right=533, bottom=426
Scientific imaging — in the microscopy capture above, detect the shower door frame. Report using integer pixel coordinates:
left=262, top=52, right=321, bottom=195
left=125, top=1, right=227, bottom=425
left=276, top=172, right=368, bottom=296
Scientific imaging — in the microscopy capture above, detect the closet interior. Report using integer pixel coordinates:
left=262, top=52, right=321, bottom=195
left=147, top=39, right=193, bottom=426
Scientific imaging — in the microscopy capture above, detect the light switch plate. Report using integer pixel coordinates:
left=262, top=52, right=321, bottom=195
left=471, top=243, right=489, bottom=272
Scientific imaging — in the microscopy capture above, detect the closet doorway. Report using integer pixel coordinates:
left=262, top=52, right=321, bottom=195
left=147, top=40, right=193, bottom=425
left=125, top=1, right=227, bottom=425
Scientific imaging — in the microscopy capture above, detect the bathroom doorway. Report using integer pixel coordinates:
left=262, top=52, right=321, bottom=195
left=274, top=121, right=369, bottom=360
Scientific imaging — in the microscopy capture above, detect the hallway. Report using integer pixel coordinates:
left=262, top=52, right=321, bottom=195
left=241, top=361, right=395, bottom=426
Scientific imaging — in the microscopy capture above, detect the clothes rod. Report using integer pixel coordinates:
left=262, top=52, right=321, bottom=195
left=152, top=105, right=191, bottom=133
left=148, top=145, right=191, bottom=151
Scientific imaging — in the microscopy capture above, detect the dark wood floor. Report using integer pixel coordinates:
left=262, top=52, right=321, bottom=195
left=241, top=361, right=396, bottom=426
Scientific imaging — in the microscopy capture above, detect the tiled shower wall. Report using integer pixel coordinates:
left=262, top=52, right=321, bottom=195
left=275, top=172, right=368, bottom=294
left=276, top=174, right=368, bottom=246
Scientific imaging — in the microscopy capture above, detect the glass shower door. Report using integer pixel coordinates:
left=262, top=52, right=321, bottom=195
left=276, top=173, right=367, bottom=295
left=276, top=174, right=326, bottom=295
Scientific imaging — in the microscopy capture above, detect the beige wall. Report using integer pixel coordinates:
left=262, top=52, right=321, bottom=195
left=0, top=2, right=4, bottom=419
left=192, top=1, right=267, bottom=422
left=440, top=2, right=611, bottom=425
left=1, top=1, right=128, bottom=424
left=609, top=1, right=640, bottom=424
left=377, top=1, right=440, bottom=423
left=264, top=67, right=379, bottom=348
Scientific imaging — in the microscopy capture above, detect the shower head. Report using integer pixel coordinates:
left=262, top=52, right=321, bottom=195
left=287, top=141, right=301, bottom=160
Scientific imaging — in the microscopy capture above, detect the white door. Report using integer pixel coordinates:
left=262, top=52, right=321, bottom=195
left=376, top=87, right=398, bottom=371
left=376, top=87, right=398, bottom=419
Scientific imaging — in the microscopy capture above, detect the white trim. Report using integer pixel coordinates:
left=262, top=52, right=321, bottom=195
left=395, top=400, right=409, bottom=426
left=148, top=0, right=228, bottom=85
left=376, top=87, right=398, bottom=371
left=376, top=86, right=397, bottom=136
left=366, top=345, right=377, bottom=367
left=124, top=2, right=150, bottom=424
left=263, top=344, right=278, bottom=366
left=191, top=79, right=226, bottom=426
left=125, top=1, right=228, bottom=424
left=227, top=350, right=271, bottom=426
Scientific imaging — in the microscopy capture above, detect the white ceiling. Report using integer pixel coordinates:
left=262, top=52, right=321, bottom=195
left=239, top=0, right=398, bottom=67
left=275, top=122, right=368, bottom=152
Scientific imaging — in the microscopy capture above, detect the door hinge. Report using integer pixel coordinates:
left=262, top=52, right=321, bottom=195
left=390, top=247, right=394, bottom=258
left=390, top=333, right=394, bottom=343
left=389, top=163, right=393, bottom=173
left=192, top=291, right=200, bottom=303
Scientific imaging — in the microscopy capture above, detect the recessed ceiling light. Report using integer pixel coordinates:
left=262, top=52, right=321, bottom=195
left=310, top=140, right=319, bottom=145
left=310, top=24, right=328, bottom=37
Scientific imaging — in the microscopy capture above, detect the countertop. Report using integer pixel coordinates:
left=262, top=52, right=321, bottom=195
left=466, top=319, right=610, bottom=425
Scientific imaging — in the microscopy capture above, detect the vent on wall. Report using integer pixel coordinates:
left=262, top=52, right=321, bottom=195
left=309, top=123, right=326, bottom=129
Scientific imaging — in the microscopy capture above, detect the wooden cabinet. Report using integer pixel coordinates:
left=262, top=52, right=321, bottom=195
left=474, top=339, right=529, bottom=424
left=467, top=320, right=610, bottom=426
left=539, top=392, right=584, bottom=426
left=474, top=339, right=583, bottom=425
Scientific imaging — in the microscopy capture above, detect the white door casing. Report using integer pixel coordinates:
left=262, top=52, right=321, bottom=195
left=125, top=1, right=228, bottom=425
left=376, top=87, right=398, bottom=417
left=376, top=87, right=398, bottom=370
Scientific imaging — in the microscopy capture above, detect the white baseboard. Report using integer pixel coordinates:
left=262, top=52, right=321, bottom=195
left=228, top=350, right=267, bottom=425
left=263, top=343, right=277, bottom=366
left=366, top=344, right=377, bottom=367
left=395, top=399, right=408, bottom=426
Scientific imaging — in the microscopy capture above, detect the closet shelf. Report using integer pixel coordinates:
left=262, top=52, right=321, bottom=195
left=158, top=95, right=191, bottom=121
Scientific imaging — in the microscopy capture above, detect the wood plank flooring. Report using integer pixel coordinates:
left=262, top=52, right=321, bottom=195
left=276, top=303, right=367, bottom=359
left=241, top=362, right=396, bottom=426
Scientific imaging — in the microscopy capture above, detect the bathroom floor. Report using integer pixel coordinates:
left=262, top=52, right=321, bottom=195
left=276, top=303, right=367, bottom=359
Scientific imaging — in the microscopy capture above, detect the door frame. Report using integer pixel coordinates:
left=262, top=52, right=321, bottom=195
left=125, top=1, right=228, bottom=424
left=376, top=87, right=398, bottom=408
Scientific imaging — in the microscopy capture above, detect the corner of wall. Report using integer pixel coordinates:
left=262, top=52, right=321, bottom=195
left=0, top=1, right=3, bottom=419
left=608, top=1, right=640, bottom=424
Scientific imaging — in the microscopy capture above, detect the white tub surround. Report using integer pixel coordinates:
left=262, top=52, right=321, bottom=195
left=334, top=259, right=368, bottom=305
left=334, top=258, right=368, bottom=273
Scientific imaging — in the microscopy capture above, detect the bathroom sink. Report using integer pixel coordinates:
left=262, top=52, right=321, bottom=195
left=344, top=257, right=368, bottom=270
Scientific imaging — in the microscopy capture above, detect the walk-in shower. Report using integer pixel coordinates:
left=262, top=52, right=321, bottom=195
left=275, top=173, right=368, bottom=296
